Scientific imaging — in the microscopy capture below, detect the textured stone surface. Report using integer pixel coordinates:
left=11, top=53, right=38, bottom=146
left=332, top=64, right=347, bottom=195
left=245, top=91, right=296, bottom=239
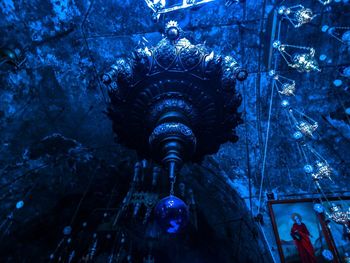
left=0, top=0, right=349, bottom=262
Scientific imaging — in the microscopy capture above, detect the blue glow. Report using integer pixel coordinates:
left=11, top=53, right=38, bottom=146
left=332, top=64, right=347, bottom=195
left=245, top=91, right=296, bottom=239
left=16, top=200, right=24, bottom=209
left=342, top=31, right=350, bottom=44
left=333, top=79, right=343, bottom=87
left=281, top=100, right=289, bottom=108
left=321, top=25, right=329, bottom=32
left=272, top=40, right=281, bottom=48
left=63, top=226, right=72, bottom=235
left=343, top=66, right=350, bottom=77
left=319, top=54, right=327, bottom=61
left=167, top=219, right=181, bottom=233
left=313, top=203, right=324, bottom=213
left=293, top=131, right=303, bottom=140
left=303, top=164, right=314, bottom=173
left=155, top=195, right=189, bottom=234
left=345, top=108, right=350, bottom=115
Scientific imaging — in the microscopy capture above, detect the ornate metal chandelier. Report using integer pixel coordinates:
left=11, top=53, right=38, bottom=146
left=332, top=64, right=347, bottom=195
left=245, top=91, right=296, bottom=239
left=102, top=20, right=247, bottom=192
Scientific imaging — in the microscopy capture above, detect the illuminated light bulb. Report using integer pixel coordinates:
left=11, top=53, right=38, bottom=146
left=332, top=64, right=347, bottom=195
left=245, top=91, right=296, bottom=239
left=303, top=164, right=314, bottom=173
left=268, top=70, right=276, bottom=77
left=313, top=203, right=324, bottom=213
left=281, top=100, right=290, bottom=108
left=16, top=200, right=24, bottom=209
left=333, top=79, right=343, bottom=87
left=297, top=121, right=318, bottom=137
left=293, top=131, right=303, bottom=140
left=345, top=108, right=350, bottom=115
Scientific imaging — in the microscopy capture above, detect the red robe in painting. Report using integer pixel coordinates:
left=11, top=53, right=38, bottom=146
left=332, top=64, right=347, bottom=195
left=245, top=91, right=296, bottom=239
left=291, top=223, right=317, bottom=263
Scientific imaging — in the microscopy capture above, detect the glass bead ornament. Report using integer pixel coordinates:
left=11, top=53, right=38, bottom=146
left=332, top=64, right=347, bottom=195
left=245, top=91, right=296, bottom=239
left=322, top=249, right=334, bottom=261
left=16, top=200, right=24, bottom=209
left=293, top=131, right=303, bottom=140
left=154, top=195, right=189, bottom=234
left=281, top=100, right=289, bottom=108
left=303, top=164, right=314, bottom=174
left=342, top=66, right=350, bottom=78
left=313, top=203, right=324, bottom=213
left=333, top=79, right=343, bottom=87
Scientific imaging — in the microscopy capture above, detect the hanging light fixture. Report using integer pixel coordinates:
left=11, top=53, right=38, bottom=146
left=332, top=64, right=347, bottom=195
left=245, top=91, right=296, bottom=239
left=273, top=41, right=321, bottom=72
left=278, top=5, right=316, bottom=28
left=327, top=203, right=350, bottom=233
left=102, top=21, right=247, bottom=233
left=269, top=70, right=297, bottom=96
left=311, top=161, right=333, bottom=181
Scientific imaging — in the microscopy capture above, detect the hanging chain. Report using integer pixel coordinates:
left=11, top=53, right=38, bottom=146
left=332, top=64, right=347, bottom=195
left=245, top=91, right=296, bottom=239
left=169, top=174, right=176, bottom=196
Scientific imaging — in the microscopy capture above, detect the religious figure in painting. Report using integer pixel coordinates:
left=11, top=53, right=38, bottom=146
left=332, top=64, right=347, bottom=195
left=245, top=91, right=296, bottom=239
left=290, top=213, right=317, bottom=263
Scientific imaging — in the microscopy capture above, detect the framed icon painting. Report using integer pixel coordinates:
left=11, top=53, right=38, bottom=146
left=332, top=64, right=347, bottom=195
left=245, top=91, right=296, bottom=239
left=268, top=198, right=350, bottom=263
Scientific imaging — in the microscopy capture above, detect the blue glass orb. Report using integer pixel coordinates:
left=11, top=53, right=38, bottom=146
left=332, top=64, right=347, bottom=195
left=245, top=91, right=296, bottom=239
left=281, top=100, right=289, bottom=108
left=333, top=79, right=343, bottom=87
left=154, top=195, right=189, bottom=234
left=322, top=249, right=334, bottom=261
left=319, top=54, right=327, bottom=61
left=303, top=164, right=314, bottom=174
left=16, top=200, right=24, bottom=209
left=343, top=66, right=350, bottom=77
left=345, top=108, right=350, bottom=115
left=268, top=70, right=275, bottom=77
left=342, top=31, right=350, bottom=45
left=313, top=203, right=324, bottom=213
left=293, top=131, right=303, bottom=140
left=278, top=6, right=285, bottom=15
left=272, top=40, right=281, bottom=48
left=63, top=226, right=72, bottom=235
left=321, top=25, right=329, bottom=32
